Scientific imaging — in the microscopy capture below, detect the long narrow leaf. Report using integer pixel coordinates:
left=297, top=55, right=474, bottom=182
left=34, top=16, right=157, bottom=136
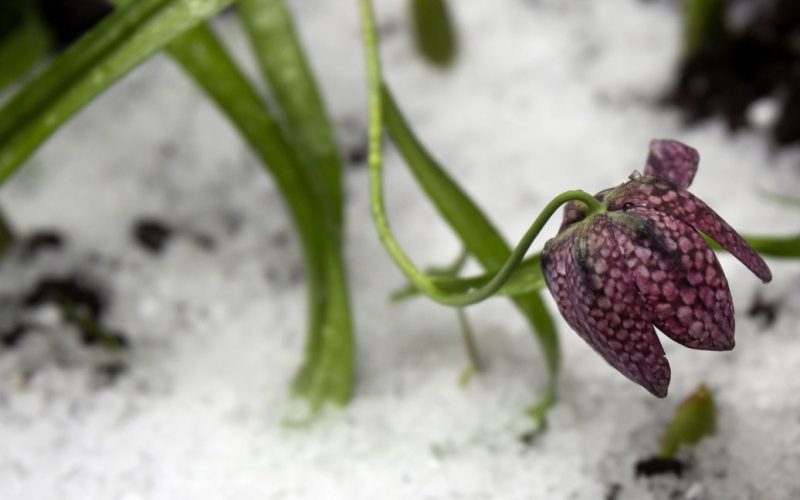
left=235, top=0, right=354, bottom=405
left=237, top=0, right=344, bottom=231
left=167, top=25, right=353, bottom=408
left=0, top=0, right=234, bottom=182
left=734, top=234, right=800, bottom=258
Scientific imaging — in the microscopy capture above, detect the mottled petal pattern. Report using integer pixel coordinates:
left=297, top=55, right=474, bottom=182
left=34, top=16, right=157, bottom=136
left=541, top=139, right=772, bottom=398
left=606, top=177, right=772, bottom=282
left=558, top=201, right=588, bottom=233
left=613, top=209, right=734, bottom=350
left=545, top=216, right=671, bottom=397
left=542, top=229, right=584, bottom=330
left=644, top=139, right=699, bottom=189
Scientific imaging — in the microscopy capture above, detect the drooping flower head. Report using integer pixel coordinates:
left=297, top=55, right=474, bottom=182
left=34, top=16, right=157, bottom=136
left=541, top=140, right=771, bottom=397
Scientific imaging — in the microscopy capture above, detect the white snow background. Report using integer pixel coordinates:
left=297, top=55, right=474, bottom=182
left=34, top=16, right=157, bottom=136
left=1, top=0, right=799, bottom=498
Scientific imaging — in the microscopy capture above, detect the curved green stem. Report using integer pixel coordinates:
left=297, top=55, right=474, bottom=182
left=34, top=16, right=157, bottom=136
left=358, top=0, right=601, bottom=307
left=372, top=186, right=599, bottom=306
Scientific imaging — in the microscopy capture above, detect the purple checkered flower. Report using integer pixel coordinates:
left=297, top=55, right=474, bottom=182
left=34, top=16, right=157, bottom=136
left=541, top=140, right=771, bottom=397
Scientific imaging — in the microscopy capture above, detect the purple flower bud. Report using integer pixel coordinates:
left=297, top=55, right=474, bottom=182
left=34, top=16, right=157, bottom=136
left=541, top=140, right=771, bottom=397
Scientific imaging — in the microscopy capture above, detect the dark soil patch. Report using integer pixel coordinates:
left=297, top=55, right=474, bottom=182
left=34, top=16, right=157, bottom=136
left=747, top=293, right=781, bottom=329
left=346, top=142, right=369, bottom=167
left=189, top=231, right=216, bottom=252
left=0, top=272, right=130, bottom=351
left=19, top=230, right=65, bottom=260
left=1, top=322, right=30, bottom=348
left=24, top=274, right=106, bottom=321
left=605, top=483, right=622, bottom=500
left=635, top=456, right=687, bottom=477
left=133, top=217, right=174, bottom=255
left=92, top=360, right=128, bottom=387
left=133, top=217, right=219, bottom=254
left=665, top=0, right=800, bottom=145
left=36, top=0, right=112, bottom=47
left=25, top=273, right=129, bottom=349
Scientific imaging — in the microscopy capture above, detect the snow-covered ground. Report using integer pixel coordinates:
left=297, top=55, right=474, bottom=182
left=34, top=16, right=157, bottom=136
left=1, top=1, right=799, bottom=498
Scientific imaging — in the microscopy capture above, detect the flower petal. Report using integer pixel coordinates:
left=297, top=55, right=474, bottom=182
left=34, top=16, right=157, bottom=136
left=542, top=230, right=586, bottom=332
left=542, top=216, right=671, bottom=397
left=606, top=177, right=772, bottom=282
left=613, top=208, right=734, bottom=350
left=644, top=139, right=699, bottom=189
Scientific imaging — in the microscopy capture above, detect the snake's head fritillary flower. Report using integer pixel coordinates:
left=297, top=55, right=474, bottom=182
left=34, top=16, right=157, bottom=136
left=541, top=140, right=771, bottom=397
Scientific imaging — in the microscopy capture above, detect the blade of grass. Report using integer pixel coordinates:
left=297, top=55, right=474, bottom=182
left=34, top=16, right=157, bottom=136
left=237, top=0, right=344, bottom=233
left=359, top=0, right=559, bottom=426
left=0, top=0, right=234, bottom=182
left=166, top=25, right=353, bottom=409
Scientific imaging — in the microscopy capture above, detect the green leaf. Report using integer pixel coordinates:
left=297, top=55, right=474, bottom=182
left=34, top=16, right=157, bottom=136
left=237, top=0, right=344, bottom=231
left=411, top=0, right=458, bottom=68
left=659, top=384, right=717, bottom=458
left=743, top=234, right=800, bottom=258
left=166, top=25, right=353, bottom=409
left=0, top=0, right=234, bottom=183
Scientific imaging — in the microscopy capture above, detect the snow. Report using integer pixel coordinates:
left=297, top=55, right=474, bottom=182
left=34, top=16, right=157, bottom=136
left=1, top=0, right=800, bottom=499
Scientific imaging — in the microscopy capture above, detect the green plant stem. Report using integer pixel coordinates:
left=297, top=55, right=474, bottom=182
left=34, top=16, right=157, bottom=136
left=381, top=86, right=561, bottom=396
left=456, top=308, right=482, bottom=372
left=360, top=0, right=601, bottom=307
left=166, top=25, right=352, bottom=408
left=371, top=182, right=598, bottom=306
left=359, top=0, right=573, bottom=427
